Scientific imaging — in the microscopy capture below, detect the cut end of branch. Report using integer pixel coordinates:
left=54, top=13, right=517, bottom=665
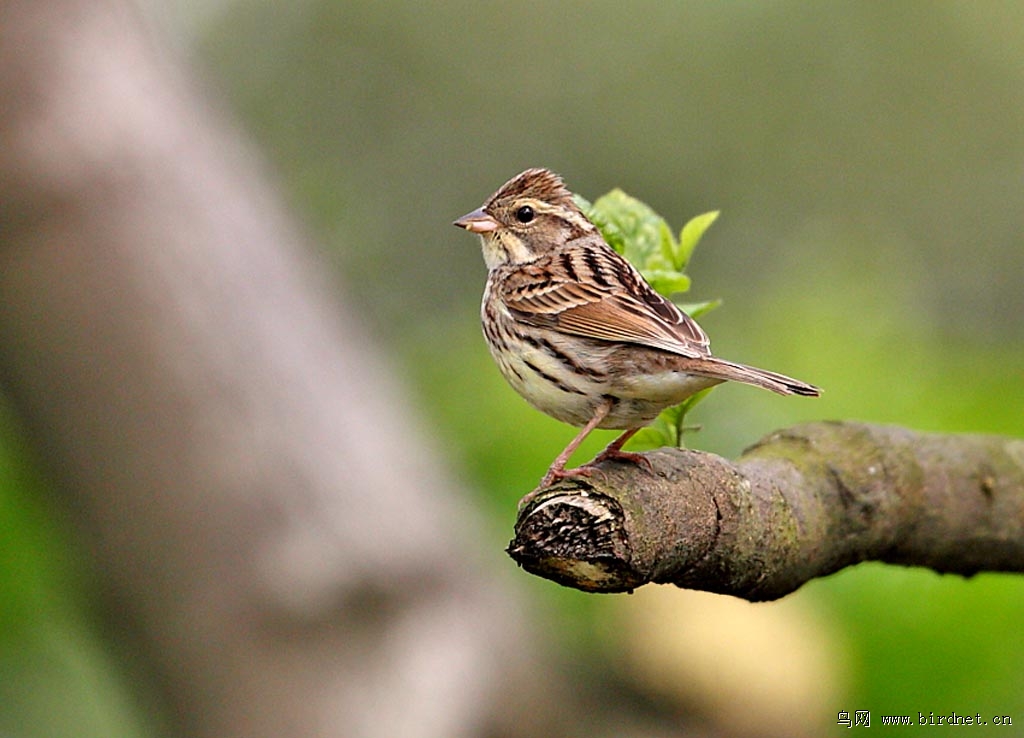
left=507, top=482, right=641, bottom=593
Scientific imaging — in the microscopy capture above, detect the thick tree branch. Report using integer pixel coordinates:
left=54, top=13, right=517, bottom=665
left=508, top=421, right=1024, bottom=600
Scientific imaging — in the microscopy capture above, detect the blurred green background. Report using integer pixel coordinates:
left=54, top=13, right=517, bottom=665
left=3, top=1, right=1023, bottom=736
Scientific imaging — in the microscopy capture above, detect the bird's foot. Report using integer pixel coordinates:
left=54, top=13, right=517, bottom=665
left=519, top=465, right=599, bottom=510
left=520, top=449, right=654, bottom=510
left=590, top=447, right=654, bottom=474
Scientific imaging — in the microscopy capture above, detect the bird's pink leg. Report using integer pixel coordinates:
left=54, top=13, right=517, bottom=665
left=590, top=427, right=652, bottom=471
left=536, top=397, right=614, bottom=489
left=521, top=400, right=657, bottom=509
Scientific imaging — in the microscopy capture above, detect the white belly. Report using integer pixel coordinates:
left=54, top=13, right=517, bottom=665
left=490, top=341, right=718, bottom=429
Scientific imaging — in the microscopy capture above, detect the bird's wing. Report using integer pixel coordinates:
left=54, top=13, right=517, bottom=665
left=501, top=246, right=711, bottom=358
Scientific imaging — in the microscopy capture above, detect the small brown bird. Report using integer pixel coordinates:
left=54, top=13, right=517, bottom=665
left=454, top=168, right=819, bottom=490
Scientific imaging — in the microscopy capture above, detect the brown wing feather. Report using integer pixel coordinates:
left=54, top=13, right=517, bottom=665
left=501, top=244, right=711, bottom=358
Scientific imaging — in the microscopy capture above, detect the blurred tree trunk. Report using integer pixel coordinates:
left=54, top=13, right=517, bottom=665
left=0, top=2, right=553, bottom=736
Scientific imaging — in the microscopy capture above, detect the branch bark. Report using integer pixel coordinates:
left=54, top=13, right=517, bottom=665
left=509, top=421, right=1024, bottom=600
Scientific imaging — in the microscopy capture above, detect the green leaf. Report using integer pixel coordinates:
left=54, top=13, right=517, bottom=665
left=645, top=271, right=692, bottom=297
left=676, top=298, right=722, bottom=320
left=677, top=210, right=719, bottom=270
left=628, top=387, right=715, bottom=450
left=587, top=189, right=670, bottom=269
left=658, top=220, right=677, bottom=268
left=572, top=193, right=592, bottom=213
left=629, top=421, right=673, bottom=452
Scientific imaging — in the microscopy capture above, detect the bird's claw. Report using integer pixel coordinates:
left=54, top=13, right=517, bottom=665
left=590, top=447, right=654, bottom=474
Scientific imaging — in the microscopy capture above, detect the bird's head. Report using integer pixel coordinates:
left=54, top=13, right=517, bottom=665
left=454, top=168, right=595, bottom=269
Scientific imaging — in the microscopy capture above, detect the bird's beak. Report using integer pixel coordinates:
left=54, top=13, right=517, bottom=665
left=453, top=208, right=500, bottom=234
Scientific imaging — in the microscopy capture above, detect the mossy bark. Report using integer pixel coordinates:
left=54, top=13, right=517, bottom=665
left=509, top=422, right=1024, bottom=599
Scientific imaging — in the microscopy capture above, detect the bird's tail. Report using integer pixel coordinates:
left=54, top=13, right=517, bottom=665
left=684, top=357, right=821, bottom=397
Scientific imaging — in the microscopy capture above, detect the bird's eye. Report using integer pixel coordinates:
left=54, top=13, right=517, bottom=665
left=515, top=205, right=535, bottom=223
